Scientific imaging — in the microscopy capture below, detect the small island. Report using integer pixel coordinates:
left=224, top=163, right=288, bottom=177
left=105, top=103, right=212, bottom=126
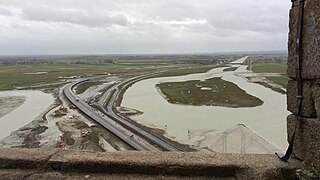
left=156, top=77, right=264, bottom=108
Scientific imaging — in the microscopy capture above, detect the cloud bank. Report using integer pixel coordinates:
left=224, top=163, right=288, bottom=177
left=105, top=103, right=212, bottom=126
left=0, top=0, right=291, bottom=55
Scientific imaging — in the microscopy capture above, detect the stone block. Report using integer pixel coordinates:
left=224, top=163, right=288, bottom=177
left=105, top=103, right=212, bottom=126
left=48, top=149, right=295, bottom=178
left=287, top=114, right=320, bottom=173
left=0, top=148, right=59, bottom=169
left=0, top=148, right=299, bottom=179
left=287, top=0, right=320, bottom=79
left=312, top=80, right=320, bottom=118
left=287, top=80, right=316, bottom=118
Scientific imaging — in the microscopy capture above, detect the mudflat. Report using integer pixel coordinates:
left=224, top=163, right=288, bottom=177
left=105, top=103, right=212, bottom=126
left=0, top=96, right=25, bottom=118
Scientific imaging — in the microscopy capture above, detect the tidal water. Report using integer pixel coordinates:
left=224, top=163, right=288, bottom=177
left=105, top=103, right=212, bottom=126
left=122, top=63, right=289, bottom=151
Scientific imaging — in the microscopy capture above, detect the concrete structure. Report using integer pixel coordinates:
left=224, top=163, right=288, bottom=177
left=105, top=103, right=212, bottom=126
left=286, top=0, right=320, bottom=176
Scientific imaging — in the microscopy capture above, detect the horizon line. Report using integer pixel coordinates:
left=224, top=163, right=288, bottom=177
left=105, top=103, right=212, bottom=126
left=0, top=50, right=288, bottom=57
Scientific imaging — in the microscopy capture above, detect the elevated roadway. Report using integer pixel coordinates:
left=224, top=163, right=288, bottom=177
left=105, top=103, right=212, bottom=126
left=63, top=79, right=160, bottom=151
left=98, top=75, right=182, bottom=152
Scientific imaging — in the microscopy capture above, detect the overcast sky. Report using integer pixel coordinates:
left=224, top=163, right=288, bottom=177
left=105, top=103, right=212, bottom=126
left=0, top=0, right=291, bottom=55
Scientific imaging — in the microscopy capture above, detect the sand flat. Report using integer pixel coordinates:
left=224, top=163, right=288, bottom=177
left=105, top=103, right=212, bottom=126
left=0, top=90, right=54, bottom=140
left=0, top=96, right=25, bottom=118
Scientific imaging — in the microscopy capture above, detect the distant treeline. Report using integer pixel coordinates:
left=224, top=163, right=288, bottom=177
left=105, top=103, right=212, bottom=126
left=0, top=56, right=114, bottom=65
left=0, top=54, right=244, bottom=65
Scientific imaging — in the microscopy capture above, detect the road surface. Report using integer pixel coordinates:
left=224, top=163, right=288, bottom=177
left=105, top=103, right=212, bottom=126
left=63, top=79, right=160, bottom=151
left=98, top=75, right=182, bottom=151
left=229, top=56, right=248, bottom=65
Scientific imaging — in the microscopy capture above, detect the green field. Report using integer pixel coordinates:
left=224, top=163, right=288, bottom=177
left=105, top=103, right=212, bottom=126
left=0, top=63, right=172, bottom=91
left=252, top=63, right=287, bottom=74
left=0, top=64, right=113, bottom=90
left=153, top=65, right=226, bottom=78
left=252, top=63, right=288, bottom=87
left=266, top=76, right=290, bottom=87
left=156, top=77, right=263, bottom=107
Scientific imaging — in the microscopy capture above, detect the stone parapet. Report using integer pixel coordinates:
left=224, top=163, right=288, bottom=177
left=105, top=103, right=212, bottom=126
left=287, top=0, right=320, bottom=80
left=287, top=80, right=320, bottom=118
left=287, top=115, right=320, bottom=173
left=287, top=0, right=320, bottom=175
left=0, top=148, right=298, bottom=180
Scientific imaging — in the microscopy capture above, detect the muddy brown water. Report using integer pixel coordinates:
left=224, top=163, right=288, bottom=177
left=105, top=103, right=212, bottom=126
left=122, top=63, right=289, bottom=152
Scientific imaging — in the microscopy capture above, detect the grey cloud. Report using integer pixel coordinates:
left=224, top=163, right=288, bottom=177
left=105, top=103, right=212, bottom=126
left=0, top=7, right=13, bottom=16
left=0, top=0, right=291, bottom=55
left=10, top=23, right=29, bottom=30
left=197, top=0, right=289, bottom=34
left=22, top=7, right=129, bottom=27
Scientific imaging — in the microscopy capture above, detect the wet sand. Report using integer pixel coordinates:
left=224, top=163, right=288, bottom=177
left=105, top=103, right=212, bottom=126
left=0, top=90, right=54, bottom=140
left=122, top=64, right=290, bottom=152
left=0, top=96, right=25, bottom=118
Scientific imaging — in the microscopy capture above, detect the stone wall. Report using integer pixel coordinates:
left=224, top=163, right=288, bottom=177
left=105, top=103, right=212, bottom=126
left=0, top=148, right=299, bottom=179
left=287, top=0, right=320, bottom=174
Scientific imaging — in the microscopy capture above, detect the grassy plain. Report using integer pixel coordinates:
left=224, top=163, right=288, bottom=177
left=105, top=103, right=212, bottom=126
left=156, top=77, right=263, bottom=107
left=0, top=63, right=174, bottom=91
left=252, top=63, right=287, bottom=74
left=266, top=76, right=289, bottom=87
left=252, top=63, right=289, bottom=87
left=153, top=65, right=225, bottom=78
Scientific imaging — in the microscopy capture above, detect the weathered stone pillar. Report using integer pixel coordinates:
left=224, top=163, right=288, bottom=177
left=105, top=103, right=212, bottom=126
left=287, top=0, right=320, bottom=173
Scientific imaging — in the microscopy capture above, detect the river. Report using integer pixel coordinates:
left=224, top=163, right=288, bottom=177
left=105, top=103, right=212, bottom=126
left=122, top=62, right=290, bottom=152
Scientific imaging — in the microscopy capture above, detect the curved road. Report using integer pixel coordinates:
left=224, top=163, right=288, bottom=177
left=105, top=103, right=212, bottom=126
left=98, top=75, right=182, bottom=151
left=63, top=79, right=160, bottom=151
